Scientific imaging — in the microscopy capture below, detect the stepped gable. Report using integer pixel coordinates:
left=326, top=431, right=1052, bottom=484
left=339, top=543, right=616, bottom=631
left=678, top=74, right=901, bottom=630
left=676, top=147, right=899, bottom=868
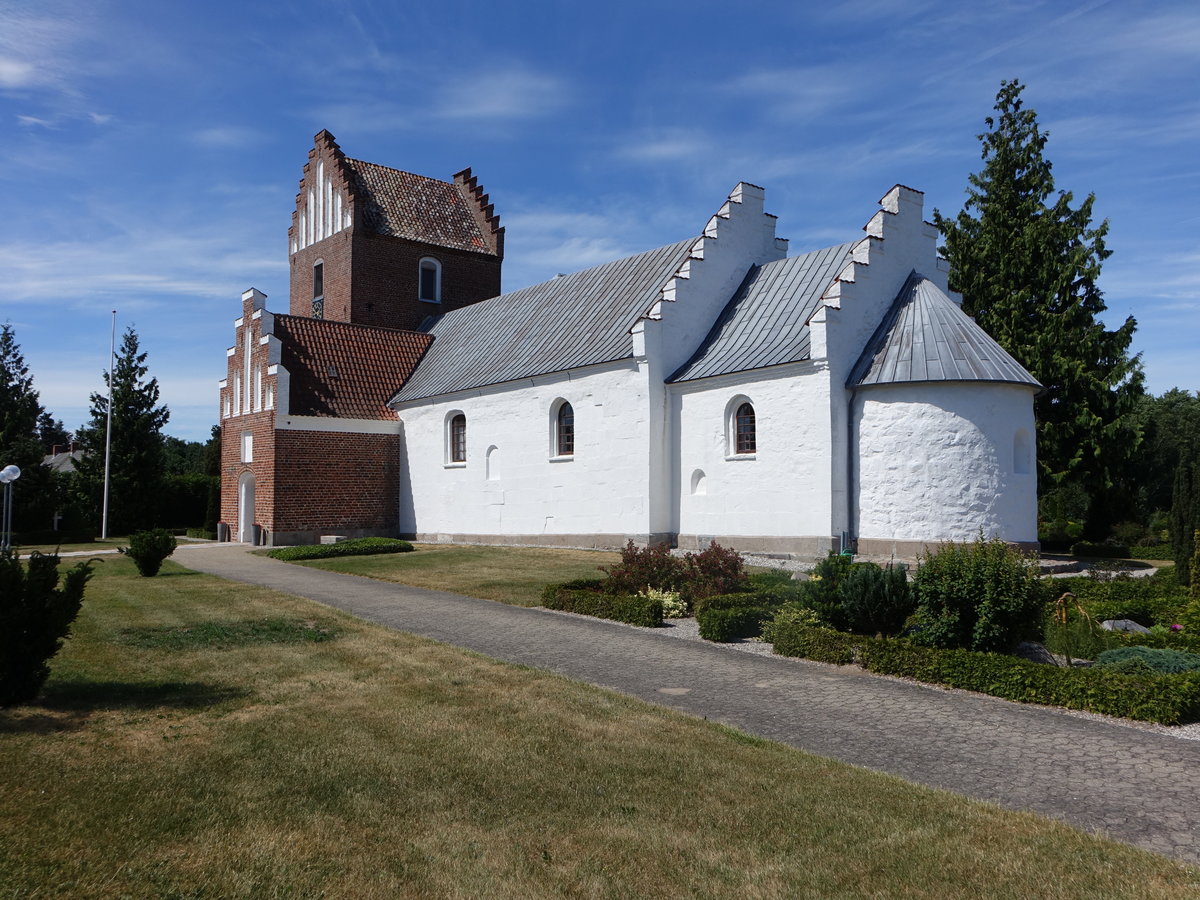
left=343, top=158, right=503, bottom=256
left=273, top=316, right=433, bottom=419
left=668, top=240, right=856, bottom=383
left=848, top=272, right=1041, bottom=389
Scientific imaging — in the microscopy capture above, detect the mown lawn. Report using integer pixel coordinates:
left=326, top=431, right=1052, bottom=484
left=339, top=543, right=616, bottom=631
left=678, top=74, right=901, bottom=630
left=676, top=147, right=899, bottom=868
left=288, top=543, right=621, bottom=606
left=1, top=555, right=1197, bottom=898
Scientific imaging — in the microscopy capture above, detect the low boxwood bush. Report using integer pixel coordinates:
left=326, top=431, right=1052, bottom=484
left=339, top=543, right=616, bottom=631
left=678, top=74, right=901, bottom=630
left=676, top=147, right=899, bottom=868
left=119, top=528, right=177, bottom=577
left=696, top=605, right=775, bottom=642
left=540, top=585, right=663, bottom=627
left=770, top=621, right=1200, bottom=725
left=1130, top=543, right=1175, bottom=561
left=267, top=538, right=414, bottom=561
left=1094, top=646, right=1200, bottom=675
left=1058, top=575, right=1187, bottom=628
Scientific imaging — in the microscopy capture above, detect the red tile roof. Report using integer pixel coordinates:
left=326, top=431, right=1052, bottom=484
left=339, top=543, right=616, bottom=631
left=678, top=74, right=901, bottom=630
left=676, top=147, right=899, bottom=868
left=274, top=315, right=433, bottom=420
left=344, top=158, right=497, bottom=255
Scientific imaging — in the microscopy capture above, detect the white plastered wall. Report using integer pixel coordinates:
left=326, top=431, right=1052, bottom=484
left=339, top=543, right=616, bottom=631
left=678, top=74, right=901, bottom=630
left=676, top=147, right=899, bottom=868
left=852, top=381, right=1039, bottom=549
left=671, top=362, right=837, bottom=551
left=395, top=362, right=660, bottom=544
left=807, top=185, right=951, bottom=541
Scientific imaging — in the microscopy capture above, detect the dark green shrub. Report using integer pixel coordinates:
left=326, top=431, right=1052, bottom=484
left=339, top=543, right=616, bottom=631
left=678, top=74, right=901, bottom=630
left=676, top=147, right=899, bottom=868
left=1129, top=543, right=1175, bottom=561
left=119, top=528, right=177, bottom=577
left=1095, top=646, right=1200, bottom=675
left=266, top=538, right=414, bottom=561
left=0, top=550, right=95, bottom=706
left=681, top=541, right=747, bottom=604
left=911, top=536, right=1044, bottom=652
left=600, top=540, right=682, bottom=594
left=1070, top=540, right=1130, bottom=559
left=692, top=590, right=758, bottom=613
left=747, top=569, right=794, bottom=590
left=1058, top=575, right=1187, bottom=627
left=540, top=586, right=663, bottom=627
left=696, top=605, right=773, bottom=642
left=838, top=562, right=913, bottom=636
left=770, top=621, right=1200, bottom=725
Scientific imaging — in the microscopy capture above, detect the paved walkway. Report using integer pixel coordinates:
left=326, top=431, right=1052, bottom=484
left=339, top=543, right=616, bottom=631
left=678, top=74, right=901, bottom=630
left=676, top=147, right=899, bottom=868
left=176, top=543, right=1200, bottom=866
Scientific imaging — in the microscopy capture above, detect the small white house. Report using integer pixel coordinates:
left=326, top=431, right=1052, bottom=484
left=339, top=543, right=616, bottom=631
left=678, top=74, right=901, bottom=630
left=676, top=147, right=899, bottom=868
left=388, top=183, right=1040, bottom=558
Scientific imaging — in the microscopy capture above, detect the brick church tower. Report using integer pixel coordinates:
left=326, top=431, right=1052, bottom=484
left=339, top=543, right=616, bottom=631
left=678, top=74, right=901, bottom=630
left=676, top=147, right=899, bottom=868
left=287, top=130, right=503, bottom=329
left=217, top=132, right=503, bottom=545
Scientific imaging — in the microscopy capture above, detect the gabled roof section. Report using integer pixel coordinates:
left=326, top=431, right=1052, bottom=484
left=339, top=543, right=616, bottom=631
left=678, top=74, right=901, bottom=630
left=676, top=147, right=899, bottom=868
left=343, top=158, right=503, bottom=256
left=668, top=241, right=856, bottom=383
left=273, top=316, right=433, bottom=419
left=389, top=239, right=696, bottom=404
left=848, top=273, right=1041, bottom=390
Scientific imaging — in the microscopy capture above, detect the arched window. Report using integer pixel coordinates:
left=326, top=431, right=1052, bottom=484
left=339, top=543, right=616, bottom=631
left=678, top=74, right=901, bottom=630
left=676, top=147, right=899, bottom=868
left=419, top=257, right=442, bottom=303
left=312, top=260, right=325, bottom=319
left=734, top=402, right=756, bottom=454
left=556, top=402, right=574, bottom=456
left=1013, top=428, right=1032, bottom=475
left=449, top=414, right=466, bottom=463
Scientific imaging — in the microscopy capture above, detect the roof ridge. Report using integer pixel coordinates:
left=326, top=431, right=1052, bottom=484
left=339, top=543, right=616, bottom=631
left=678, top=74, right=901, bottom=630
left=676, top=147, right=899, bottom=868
left=275, top=312, right=429, bottom=338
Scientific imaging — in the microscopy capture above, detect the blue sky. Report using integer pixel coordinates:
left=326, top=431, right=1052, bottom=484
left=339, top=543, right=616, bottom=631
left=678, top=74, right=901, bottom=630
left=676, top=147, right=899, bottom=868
left=2, top=0, right=1197, bottom=441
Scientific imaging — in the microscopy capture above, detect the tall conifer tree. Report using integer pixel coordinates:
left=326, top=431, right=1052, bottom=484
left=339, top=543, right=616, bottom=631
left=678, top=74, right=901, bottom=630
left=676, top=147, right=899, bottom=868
left=75, top=327, right=170, bottom=534
left=0, top=323, right=56, bottom=533
left=933, top=80, right=1143, bottom=536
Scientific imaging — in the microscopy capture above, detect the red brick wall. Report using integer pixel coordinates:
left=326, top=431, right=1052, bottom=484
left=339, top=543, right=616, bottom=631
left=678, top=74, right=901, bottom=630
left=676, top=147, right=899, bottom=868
left=270, top=430, right=400, bottom=537
left=348, top=232, right=501, bottom=330
left=290, top=230, right=353, bottom=321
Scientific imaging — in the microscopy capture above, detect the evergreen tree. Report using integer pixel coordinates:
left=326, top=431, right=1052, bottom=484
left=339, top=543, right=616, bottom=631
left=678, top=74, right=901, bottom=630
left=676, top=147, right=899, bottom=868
left=37, top=412, right=72, bottom=455
left=933, top=80, right=1143, bottom=538
left=74, top=327, right=170, bottom=534
left=0, top=324, right=56, bottom=534
left=1171, top=459, right=1198, bottom=586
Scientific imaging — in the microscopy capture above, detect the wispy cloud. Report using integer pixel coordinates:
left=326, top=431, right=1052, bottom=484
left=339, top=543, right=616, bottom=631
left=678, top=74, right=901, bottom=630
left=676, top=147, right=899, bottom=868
left=193, top=126, right=266, bottom=149
left=433, top=65, right=570, bottom=121
left=616, top=128, right=714, bottom=163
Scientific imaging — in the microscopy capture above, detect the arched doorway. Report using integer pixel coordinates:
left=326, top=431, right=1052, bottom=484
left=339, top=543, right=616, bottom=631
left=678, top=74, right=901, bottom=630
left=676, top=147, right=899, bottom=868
left=238, top=472, right=256, bottom=543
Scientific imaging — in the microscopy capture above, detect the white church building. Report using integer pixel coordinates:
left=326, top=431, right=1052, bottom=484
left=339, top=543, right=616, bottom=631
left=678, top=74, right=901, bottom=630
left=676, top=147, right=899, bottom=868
left=220, top=133, right=1040, bottom=557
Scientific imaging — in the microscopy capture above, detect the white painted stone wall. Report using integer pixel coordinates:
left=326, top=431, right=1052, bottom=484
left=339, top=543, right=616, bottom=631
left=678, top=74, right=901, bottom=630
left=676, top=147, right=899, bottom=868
left=396, top=361, right=657, bottom=541
left=672, top=363, right=836, bottom=543
left=852, top=382, right=1038, bottom=546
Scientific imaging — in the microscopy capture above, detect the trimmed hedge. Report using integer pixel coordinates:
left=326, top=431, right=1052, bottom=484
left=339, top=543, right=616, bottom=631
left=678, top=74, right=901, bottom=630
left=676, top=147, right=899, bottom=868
left=267, top=538, right=414, bottom=561
left=697, top=605, right=774, bottom=642
left=771, top=622, right=1200, bottom=725
left=540, top=583, right=663, bottom=627
left=1070, top=540, right=1130, bottom=559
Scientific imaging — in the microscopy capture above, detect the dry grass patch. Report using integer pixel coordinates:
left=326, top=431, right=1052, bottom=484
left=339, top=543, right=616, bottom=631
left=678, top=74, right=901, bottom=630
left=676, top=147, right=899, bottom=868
left=0, top=555, right=1196, bottom=898
left=290, top=542, right=620, bottom=605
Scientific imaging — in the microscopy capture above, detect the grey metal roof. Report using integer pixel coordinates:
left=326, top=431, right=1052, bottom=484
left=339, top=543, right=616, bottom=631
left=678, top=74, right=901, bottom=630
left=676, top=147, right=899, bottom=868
left=389, top=239, right=695, bottom=403
left=849, top=273, right=1041, bottom=390
left=668, top=242, right=856, bottom=383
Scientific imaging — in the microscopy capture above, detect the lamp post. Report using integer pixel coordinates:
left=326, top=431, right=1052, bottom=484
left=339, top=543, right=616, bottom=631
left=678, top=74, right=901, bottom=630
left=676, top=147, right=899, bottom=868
left=1, top=464, right=20, bottom=553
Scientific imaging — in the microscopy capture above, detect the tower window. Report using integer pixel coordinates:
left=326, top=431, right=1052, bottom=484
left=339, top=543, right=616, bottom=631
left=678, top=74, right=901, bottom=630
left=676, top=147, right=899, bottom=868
left=312, top=260, right=324, bottom=319
left=419, top=257, right=442, bottom=303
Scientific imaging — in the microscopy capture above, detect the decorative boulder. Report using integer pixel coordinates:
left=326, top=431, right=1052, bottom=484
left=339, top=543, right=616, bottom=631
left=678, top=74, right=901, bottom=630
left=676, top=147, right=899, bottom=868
left=1100, top=619, right=1152, bottom=634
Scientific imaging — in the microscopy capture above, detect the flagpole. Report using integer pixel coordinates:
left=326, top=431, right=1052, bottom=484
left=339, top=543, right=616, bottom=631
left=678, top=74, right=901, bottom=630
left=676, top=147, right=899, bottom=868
left=101, top=310, right=116, bottom=540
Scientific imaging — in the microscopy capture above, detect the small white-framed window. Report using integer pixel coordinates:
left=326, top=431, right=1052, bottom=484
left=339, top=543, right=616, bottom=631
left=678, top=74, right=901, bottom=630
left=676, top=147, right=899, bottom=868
left=551, top=400, right=574, bottom=458
left=419, top=257, right=442, bottom=303
left=445, top=411, right=466, bottom=464
left=240, top=431, right=253, bottom=464
left=725, top=395, right=756, bottom=457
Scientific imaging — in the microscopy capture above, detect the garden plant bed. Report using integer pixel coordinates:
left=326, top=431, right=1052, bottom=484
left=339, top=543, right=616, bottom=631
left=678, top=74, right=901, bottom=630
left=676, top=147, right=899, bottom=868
left=7, top=554, right=1199, bottom=894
